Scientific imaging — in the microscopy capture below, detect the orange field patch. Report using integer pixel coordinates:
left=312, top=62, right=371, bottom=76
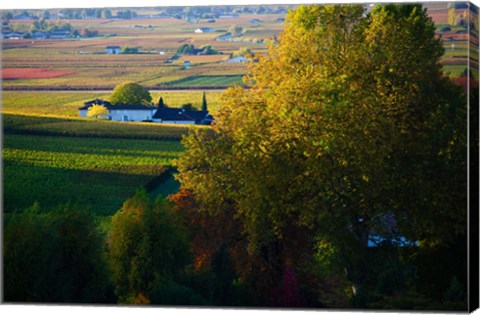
left=2, top=68, right=76, bottom=80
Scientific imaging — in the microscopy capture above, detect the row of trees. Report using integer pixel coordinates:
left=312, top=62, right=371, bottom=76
left=6, top=19, right=99, bottom=38
left=29, top=19, right=73, bottom=33
left=0, top=9, right=138, bottom=21
left=176, top=44, right=220, bottom=55
left=164, top=5, right=289, bottom=20
left=3, top=192, right=249, bottom=305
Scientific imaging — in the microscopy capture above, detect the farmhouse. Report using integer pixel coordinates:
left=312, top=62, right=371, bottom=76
left=106, top=46, right=121, bottom=54
left=227, top=56, right=249, bottom=63
left=218, top=14, right=239, bottom=18
left=194, top=27, right=215, bottom=33
left=79, top=99, right=213, bottom=125
left=2, top=32, right=26, bottom=39
left=79, top=100, right=156, bottom=122
left=152, top=107, right=213, bottom=125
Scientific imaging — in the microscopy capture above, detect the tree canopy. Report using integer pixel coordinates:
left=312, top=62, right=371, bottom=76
left=108, top=191, right=191, bottom=303
left=4, top=204, right=111, bottom=303
left=202, top=92, right=208, bottom=111
left=175, top=4, right=467, bottom=309
left=87, top=104, right=108, bottom=118
left=110, top=82, right=152, bottom=105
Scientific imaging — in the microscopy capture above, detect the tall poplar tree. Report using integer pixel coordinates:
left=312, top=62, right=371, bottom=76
left=202, top=91, right=208, bottom=112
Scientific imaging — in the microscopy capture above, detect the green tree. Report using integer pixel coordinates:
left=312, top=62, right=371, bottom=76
left=42, top=10, right=50, bottom=20
left=80, top=28, right=98, bottom=37
left=108, top=191, right=192, bottom=303
left=158, top=96, right=166, bottom=108
left=110, top=82, right=152, bottom=105
left=181, top=103, right=195, bottom=110
left=448, top=7, right=456, bottom=26
left=201, top=92, right=208, bottom=111
left=233, top=47, right=253, bottom=57
left=229, top=24, right=243, bottom=37
left=200, top=45, right=219, bottom=55
left=2, top=11, right=13, bottom=19
left=87, top=104, right=108, bottom=118
left=176, top=4, right=467, bottom=307
left=102, top=9, right=112, bottom=19
left=122, top=47, right=139, bottom=54
left=177, top=44, right=195, bottom=55
left=4, top=204, right=111, bottom=303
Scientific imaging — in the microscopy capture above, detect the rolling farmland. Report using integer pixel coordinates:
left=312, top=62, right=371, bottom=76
left=2, top=3, right=474, bottom=91
left=1, top=12, right=279, bottom=90
left=3, top=133, right=184, bottom=215
left=1, top=2, right=476, bottom=218
left=1, top=2, right=477, bottom=307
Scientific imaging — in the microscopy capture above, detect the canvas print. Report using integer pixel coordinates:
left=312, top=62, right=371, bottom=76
left=1, top=0, right=479, bottom=311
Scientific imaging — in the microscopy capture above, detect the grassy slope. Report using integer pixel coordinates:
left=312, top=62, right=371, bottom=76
left=3, top=131, right=185, bottom=216
left=3, top=114, right=196, bottom=140
left=1, top=90, right=225, bottom=117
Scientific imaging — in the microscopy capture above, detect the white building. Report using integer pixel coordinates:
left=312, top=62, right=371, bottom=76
left=79, top=99, right=213, bottom=125
left=106, top=46, right=121, bottom=54
left=227, top=56, right=249, bottom=63
left=194, top=28, right=215, bottom=33
left=79, top=100, right=156, bottom=122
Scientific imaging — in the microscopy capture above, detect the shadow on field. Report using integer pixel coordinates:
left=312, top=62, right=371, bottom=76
left=3, top=160, right=157, bottom=216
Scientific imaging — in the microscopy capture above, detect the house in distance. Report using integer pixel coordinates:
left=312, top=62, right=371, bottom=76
left=79, top=99, right=213, bottom=125
left=106, top=46, right=122, bottom=54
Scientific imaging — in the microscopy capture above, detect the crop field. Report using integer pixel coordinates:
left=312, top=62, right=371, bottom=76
left=1, top=12, right=278, bottom=90
left=2, top=68, right=76, bottom=79
left=3, top=133, right=184, bottom=215
left=1, top=92, right=111, bottom=116
left=424, top=2, right=478, bottom=78
left=2, top=90, right=225, bottom=117
left=173, top=55, right=230, bottom=65
left=1, top=46, right=246, bottom=89
left=150, top=90, right=224, bottom=112
left=162, top=75, right=244, bottom=87
left=3, top=113, right=202, bottom=140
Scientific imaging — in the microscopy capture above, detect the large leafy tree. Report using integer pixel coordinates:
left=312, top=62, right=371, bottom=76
left=108, top=191, right=192, bottom=303
left=110, top=82, right=152, bottom=105
left=176, top=4, right=467, bottom=308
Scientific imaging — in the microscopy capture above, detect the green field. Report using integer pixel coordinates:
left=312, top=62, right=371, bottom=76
left=3, top=113, right=199, bottom=140
left=3, top=133, right=185, bottom=215
left=1, top=90, right=225, bottom=118
left=1, top=92, right=111, bottom=117
left=162, top=75, right=244, bottom=87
